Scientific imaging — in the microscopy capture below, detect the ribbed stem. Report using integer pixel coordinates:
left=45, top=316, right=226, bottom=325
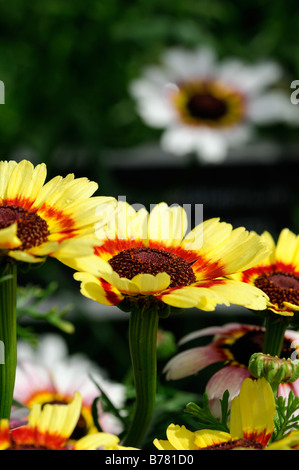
left=262, top=313, right=289, bottom=357
left=122, top=304, right=159, bottom=448
left=0, top=263, right=17, bottom=419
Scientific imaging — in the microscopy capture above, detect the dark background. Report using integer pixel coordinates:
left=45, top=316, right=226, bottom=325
left=1, top=1, right=299, bottom=438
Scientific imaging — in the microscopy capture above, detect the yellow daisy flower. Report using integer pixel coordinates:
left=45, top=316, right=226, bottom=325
left=153, top=377, right=276, bottom=450
left=0, top=159, right=115, bottom=264
left=230, top=228, right=299, bottom=316
left=72, top=201, right=269, bottom=312
left=0, top=393, right=137, bottom=450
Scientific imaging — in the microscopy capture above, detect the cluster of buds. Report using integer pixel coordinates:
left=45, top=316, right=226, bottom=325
left=249, top=352, right=299, bottom=385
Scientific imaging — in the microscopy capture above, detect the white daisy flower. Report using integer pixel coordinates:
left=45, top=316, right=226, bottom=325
left=130, top=46, right=299, bottom=163
left=14, top=334, right=126, bottom=438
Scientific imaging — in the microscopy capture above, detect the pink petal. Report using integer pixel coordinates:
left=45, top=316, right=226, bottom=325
left=163, top=345, right=225, bottom=380
left=207, top=365, right=251, bottom=399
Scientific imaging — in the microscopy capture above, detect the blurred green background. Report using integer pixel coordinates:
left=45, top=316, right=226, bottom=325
left=1, top=1, right=299, bottom=437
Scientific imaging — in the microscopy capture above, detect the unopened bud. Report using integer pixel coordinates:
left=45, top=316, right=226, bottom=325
left=248, top=352, right=299, bottom=384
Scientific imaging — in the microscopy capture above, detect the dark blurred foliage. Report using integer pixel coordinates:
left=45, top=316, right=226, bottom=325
left=1, top=0, right=299, bottom=177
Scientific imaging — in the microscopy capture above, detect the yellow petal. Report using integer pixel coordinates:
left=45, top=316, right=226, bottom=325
left=183, top=218, right=232, bottom=253
left=230, top=378, right=276, bottom=446
left=275, top=228, right=299, bottom=266
left=194, top=429, right=232, bottom=448
left=0, top=160, right=18, bottom=199
left=0, top=223, right=22, bottom=249
left=148, top=203, right=188, bottom=247
left=207, top=228, right=270, bottom=275
left=158, top=286, right=212, bottom=309
left=131, top=272, right=170, bottom=294
left=8, top=250, right=44, bottom=263
left=153, top=438, right=176, bottom=450
left=74, top=433, right=120, bottom=450
left=207, top=279, right=269, bottom=310
left=74, top=272, right=123, bottom=305
left=166, top=424, right=198, bottom=450
left=158, top=284, right=229, bottom=310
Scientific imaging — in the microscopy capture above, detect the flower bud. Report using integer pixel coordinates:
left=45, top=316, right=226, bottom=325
left=248, top=352, right=299, bottom=384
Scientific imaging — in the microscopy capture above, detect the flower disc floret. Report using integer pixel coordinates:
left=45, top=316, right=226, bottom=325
left=0, top=205, right=49, bottom=249
left=109, top=247, right=196, bottom=288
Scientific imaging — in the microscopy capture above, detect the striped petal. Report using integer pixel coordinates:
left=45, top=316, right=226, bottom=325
left=5, top=160, right=47, bottom=208
left=194, top=429, right=232, bottom=448
left=230, top=378, right=276, bottom=447
left=74, top=272, right=123, bottom=306
left=163, top=344, right=225, bottom=380
left=0, top=420, right=10, bottom=450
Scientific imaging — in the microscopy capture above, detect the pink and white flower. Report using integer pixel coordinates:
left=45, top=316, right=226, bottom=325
left=163, top=322, right=299, bottom=415
left=130, top=47, right=299, bottom=163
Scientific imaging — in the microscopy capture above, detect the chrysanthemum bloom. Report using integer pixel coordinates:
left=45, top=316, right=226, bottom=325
left=71, top=201, right=269, bottom=448
left=73, top=202, right=269, bottom=312
left=0, top=159, right=115, bottom=421
left=231, top=229, right=299, bottom=317
left=130, top=47, right=299, bottom=163
left=163, top=322, right=299, bottom=416
left=230, top=228, right=299, bottom=356
left=0, top=393, right=137, bottom=450
left=0, top=159, right=115, bottom=264
left=154, top=377, right=279, bottom=450
left=14, top=334, right=126, bottom=439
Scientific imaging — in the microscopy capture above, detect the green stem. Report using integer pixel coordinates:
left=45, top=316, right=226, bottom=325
left=263, top=313, right=289, bottom=357
left=0, top=263, right=17, bottom=419
left=122, top=303, right=159, bottom=448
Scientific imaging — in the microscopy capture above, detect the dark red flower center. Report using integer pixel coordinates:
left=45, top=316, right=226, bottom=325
left=229, top=329, right=293, bottom=367
left=254, top=271, right=299, bottom=309
left=187, top=93, right=228, bottom=121
left=0, top=205, right=49, bottom=249
left=109, top=247, right=196, bottom=288
left=200, top=438, right=263, bottom=450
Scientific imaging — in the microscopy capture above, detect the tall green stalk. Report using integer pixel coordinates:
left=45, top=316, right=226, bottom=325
left=122, top=303, right=159, bottom=448
left=262, top=313, right=289, bottom=358
left=0, top=262, right=17, bottom=419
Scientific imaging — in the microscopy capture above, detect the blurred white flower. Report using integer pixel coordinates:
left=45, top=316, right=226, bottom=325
left=14, top=334, right=126, bottom=438
left=130, top=46, right=299, bottom=163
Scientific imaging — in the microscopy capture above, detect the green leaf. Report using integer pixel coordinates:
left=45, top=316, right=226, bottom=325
left=272, top=391, right=299, bottom=443
left=16, top=282, right=75, bottom=336
left=184, top=390, right=230, bottom=433
left=89, top=374, right=128, bottom=432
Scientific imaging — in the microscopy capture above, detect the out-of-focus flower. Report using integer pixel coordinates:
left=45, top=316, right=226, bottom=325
left=163, top=323, right=299, bottom=414
left=72, top=201, right=269, bottom=313
left=0, top=159, right=115, bottom=264
left=0, top=393, right=138, bottom=450
left=14, top=334, right=126, bottom=438
left=230, top=229, right=299, bottom=317
left=154, top=378, right=278, bottom=450
left=130, top=47, right=299, bottom=163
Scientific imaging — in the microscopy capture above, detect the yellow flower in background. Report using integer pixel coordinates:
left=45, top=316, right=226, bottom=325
left=154, top=377, right=276, bottom=450
left=230, top=229, right=299, bottom=316
left=0, top=159, right=115, bottom=264
left=0, top=393, right=137, bottom=450
left=72, top=201, right=269, bottom=313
